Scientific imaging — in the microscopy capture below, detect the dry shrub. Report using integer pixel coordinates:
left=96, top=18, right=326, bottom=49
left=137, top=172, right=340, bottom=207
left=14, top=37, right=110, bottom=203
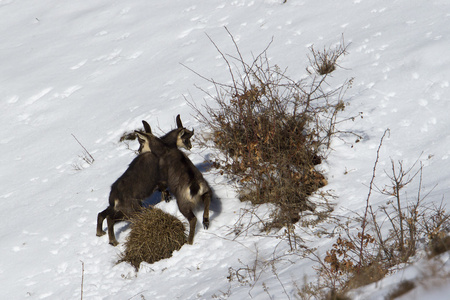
left=187, top=29, right=356, bottom=228
left=306, top=149, right=450, bottom=298
left=311, top=233, right=387, bottom=295
left=118, top=130, right=142, bottom=154
left=347, top=261, right=388, bottom=290
left=307, top=38, right=348, bottom=76
left=118, top=208, right=186, bottom=270
left=429, top=231, right=450, bottom=258
left=119, top=130, right=139, bottom=142
left=425, top=202, right=450, bottom=257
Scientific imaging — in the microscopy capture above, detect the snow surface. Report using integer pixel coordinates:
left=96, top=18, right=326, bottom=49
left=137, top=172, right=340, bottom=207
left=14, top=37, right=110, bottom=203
left=1, top=0, right=450, bottom=299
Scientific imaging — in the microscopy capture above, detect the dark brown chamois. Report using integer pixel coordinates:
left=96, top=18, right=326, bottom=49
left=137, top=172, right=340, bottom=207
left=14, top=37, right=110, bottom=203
left=135, top=130, right=211, bottom=245
left=137, top=114, right=194, bottom=202
left=96, top=152, right=161, bottom=246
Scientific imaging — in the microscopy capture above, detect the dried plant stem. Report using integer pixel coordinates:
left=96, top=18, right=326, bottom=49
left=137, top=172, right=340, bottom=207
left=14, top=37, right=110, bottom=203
left=72, top=134, right=95, bottom=164
left=358, top=128, right=390, bottom=268
left=80, top=260, right=84, bottom=300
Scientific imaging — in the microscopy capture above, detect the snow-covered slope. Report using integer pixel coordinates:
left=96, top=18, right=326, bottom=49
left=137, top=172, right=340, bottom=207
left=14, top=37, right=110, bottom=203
left=1, top=0, right=449, bottom=299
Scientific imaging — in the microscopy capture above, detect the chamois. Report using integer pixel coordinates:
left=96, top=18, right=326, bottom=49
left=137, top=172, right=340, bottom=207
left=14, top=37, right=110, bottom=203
left=96, top=115, right=194, bottom=246
left=135, top=129, right=211, bottom=245
left=137, top=114, right=194, bottom=202
left=96, top=152, right=161, bottom=246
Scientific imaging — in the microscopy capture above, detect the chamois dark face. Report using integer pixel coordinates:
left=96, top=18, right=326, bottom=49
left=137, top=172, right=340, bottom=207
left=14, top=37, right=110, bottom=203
left=137, top=132, right=151, bottom=153
left=135, top=131, right=167, bottom=157
left=176, top=128, right=194, bottom=150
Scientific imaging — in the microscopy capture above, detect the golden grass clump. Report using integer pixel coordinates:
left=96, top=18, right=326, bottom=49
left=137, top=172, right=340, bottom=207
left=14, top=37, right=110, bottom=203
left=118, top=207, right=186, bottom=270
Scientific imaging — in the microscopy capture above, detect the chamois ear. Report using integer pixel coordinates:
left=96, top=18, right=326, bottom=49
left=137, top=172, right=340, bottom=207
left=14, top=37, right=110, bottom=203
left=142, top=120, right=152, bottom=134
left=176, top=114, right=183, bottom=129
left=135, top=131, right=150, bottom=142
left=177, top=128, right=185, bottom=137
left=135, top=131, right=150, bottom=154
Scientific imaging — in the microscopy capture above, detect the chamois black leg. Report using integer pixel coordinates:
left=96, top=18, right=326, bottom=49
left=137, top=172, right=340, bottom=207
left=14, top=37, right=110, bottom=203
left=202, top=192, right=211, bottom=230
left=106, top=214, right=119, bottom=246
left=183, top=210, right=197, bottom=245
left=96, top=207, right=112, bottom=237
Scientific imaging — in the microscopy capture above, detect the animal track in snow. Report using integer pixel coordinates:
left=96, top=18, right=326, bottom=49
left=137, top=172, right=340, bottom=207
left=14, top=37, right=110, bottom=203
left=115, top=33, right=130, bottom=41
left=1, top=192, right=13, bottom=199
left=7, top=95, right=19, bottom=103
left=95, top=30, right=108, bottom=37
left=77, top=217, right=87, bottom=227
left=38, top=292, right=54, bottom=299
left=12, top=245, right=23, bottom=252
left=126, top=51, right=143, bottom=60
left=54, top=85, right=82, bottom=99
left=178, top=28, right=194, bottom=39
left=399, top=119, right=411, bottom=127
left=371, top=7, right=387, bottom=13
left=94, top=48, right=122, bottom=63
left=183, top=5, right=196, bottom=12
left=419, top=98, right=428, bottom=106
left=26, top=87, right=53, bottom=105
left=92, top=48, right=141, bottom=65
left=182, top=39, right=197, bottom=47
left=119, top=7, right=131, bottom=15
left=70, top=59, right=87, bottom=70
left=420, top=118, right=437, bottom=133
left=18, top=113, right=31, bottom=122
left=56, top=262, right=68, bottom=275
left=0, top=136, right=13, bottom=145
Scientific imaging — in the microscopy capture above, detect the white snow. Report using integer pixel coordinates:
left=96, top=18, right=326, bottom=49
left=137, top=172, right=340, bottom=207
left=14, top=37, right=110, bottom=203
left=1, top=0, right=450, bottom=299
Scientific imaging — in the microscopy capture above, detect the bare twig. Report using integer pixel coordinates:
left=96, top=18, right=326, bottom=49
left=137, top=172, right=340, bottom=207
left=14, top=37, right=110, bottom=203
left=80, top=260, right=84, bottom=300
left=72, top=134, right=95, bottom=164
left=358, top=128, right=390, bottom=267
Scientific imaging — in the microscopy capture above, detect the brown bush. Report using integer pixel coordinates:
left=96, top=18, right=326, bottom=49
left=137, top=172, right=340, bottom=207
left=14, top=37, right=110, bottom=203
left=118, top=207, right=186, bottom=270
left=187, top=30, right=353, bottom=228
left=306, top=149, right=450, bottom=298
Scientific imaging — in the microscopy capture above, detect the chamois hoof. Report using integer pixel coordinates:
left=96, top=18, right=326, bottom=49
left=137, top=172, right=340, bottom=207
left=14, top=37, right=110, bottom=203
left=96, top=231, right=106, bottom=237
left=161, top=191, right=171, bottom=203
left=203, top=219, right=209, bottom=230
left=109, top=240, right=119, bottom=247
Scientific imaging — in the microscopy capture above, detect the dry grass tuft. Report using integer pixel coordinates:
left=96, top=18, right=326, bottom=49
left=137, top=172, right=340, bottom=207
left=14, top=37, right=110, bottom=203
left=119, top=130, right=139, bottom=142
left=118, top=208, right=186, bottom=270
left=429, top=231, right=450, bottom=258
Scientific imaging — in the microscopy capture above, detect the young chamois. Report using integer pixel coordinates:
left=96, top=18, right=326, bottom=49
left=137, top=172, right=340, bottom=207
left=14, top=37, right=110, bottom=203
left=96, top=115, right=194, bottom=246
left=137, top=114, right=194, bottom=202
left=135, top=129, right=211, bottom=245
left=96, top=151, right=161, bottom=246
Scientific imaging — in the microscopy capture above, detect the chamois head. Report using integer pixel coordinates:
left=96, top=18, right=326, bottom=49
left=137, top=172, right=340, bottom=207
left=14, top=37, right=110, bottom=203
left=136, top=124, right=152, bottom=154
left=175, top=114, right=194, bottom=150
left=134, top=131, right=167, bottom=157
